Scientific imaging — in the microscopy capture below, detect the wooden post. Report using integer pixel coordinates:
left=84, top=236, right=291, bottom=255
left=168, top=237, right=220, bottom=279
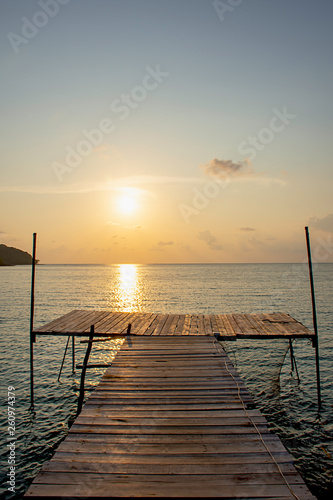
left=77, top=325, right=94, bottom=416
left=72, top=336, right=75, bottom=373
left=58, top=336, right=71, bottom=382
left=30, top=233, right=37, bottom=408
left=305, top=226, right=321, bottom=410
left=289, top=339, right=294, bottom=371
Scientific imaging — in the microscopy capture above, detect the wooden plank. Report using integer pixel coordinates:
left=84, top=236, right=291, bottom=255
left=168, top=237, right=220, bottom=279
left=151, top=314, right=169, bottom=336
left=65, top=432, right=280, bottom=444
left=34, top=309, right=84, bottom=333
left=78, top=409, right=264, bottom=418
left=40, top=460, right=302, bottom=475
left=33, top=471, right=307, bottom=485
left=174, top=314, right=186, bottom=335
left=215, top=314, right=235, bottom=339
left=159, top=314, right=179, bottom=336
left=233, top=313, right=259, bottom=337
left=25, top=482, right=315, bottom=499
left=135, top=313, right=158, bottom=335
left=57, top=439, right=286, bottom=454
left=189, top=314, right=199, bottom=335
left=203, top=314, right=213, bottom=335
left=182, top=314, right=192, bottom=335
left=243, top=313, right=269, bottom=337
left=94, top=311, right=130, bottom=334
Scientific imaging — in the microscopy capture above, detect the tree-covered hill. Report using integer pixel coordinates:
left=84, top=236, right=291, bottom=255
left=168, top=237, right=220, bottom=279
left=0, top=244, right=38, bottom=266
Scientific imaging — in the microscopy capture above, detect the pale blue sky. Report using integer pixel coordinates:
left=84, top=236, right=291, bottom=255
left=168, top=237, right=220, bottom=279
left=1, top=0, right=332, bottom=262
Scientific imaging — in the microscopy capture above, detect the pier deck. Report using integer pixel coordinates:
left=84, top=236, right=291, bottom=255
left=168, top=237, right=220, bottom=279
left=33, top=310, right=314, bottom=340
left=25, top=336, right=315, bottom=499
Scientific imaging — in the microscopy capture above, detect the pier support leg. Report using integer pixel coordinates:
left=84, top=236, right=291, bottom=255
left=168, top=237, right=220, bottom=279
left=72, top=336, right=75, bottom=373
left=29, top=233, right=37, bottom=408
left=30, top=335, right=34, bottom=408
left=305, top=226, right=322, bottom=411
left=77, top=325, right=94, bottom=416
left=289, top=339, right=294, bottom=372
left=58, top=336, right=71, bottom=382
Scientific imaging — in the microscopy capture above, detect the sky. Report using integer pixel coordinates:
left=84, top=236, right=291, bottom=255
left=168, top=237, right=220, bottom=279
left=1, top=0, right=333, bottom=264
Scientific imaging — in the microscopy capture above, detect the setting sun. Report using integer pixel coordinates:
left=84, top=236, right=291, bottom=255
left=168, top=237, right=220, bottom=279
left=116, top=194, right=137, bottom=215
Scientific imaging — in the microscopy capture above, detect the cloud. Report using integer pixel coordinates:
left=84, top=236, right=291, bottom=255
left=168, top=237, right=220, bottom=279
left=198, top=230, right=222, bottom=251
left=201, top=158, right=254, bottom=179
left=158, top=241, right=174, bottom=246
left=240, top=227, right=256, bottom=232
left=309, top=214, right=333, bottom=233
left=106, top=221, right=120, bottom=226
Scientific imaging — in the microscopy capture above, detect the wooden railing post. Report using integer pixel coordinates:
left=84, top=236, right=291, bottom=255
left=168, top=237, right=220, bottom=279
left=77, top=325, right=94, bottom=416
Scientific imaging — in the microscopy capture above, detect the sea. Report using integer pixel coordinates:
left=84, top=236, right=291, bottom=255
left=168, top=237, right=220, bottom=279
left=0, top=263, right=332, bottom=499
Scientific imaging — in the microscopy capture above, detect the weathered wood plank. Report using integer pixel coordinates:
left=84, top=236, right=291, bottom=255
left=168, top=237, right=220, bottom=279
left=33, top=471, right=307, bottom=485
left=25, top=482, right=315, bottom=499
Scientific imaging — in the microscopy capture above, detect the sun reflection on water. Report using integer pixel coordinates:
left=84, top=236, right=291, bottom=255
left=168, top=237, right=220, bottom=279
left=113, top=264, right=143, bottom=311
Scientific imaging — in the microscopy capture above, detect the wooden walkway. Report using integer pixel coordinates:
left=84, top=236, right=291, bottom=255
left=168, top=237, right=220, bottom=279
left=25, top=336, right=315, bottom=499
left=33, top=309, right=314, bottom=340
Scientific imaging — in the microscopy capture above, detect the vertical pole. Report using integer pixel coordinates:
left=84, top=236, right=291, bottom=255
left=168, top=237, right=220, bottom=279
left=289, top=339, right=294, bottom=371
left=58, top=336, right=71, bottom=382
left=72, top=336, right=75, bottom=373
left=305, top=226, right=321, bottom=410
left=30, top=233, right=37, bottom=408
left=77, top=325, right=94, bottom=416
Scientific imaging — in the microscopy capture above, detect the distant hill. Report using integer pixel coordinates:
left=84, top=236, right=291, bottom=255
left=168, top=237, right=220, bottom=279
left=0, top=244, right=38, bottom=266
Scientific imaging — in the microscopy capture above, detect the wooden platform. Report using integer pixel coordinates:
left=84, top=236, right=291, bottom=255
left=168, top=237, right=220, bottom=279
left=34, top=309, right=315, bottom=340
left=25, top=336, right=315, bottom=499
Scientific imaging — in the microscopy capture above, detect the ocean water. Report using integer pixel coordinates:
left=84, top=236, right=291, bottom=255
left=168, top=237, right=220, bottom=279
left=0, top=263, right=332, bottom=499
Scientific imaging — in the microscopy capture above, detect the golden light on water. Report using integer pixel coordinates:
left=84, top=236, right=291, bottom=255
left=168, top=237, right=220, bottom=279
left=114, top=264, right=142, bottom=311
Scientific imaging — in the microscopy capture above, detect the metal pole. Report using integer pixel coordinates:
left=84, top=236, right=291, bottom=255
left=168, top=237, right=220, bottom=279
left=305, top=226, right=321, bottom=410
left=30, top=233, right=37, bottom=408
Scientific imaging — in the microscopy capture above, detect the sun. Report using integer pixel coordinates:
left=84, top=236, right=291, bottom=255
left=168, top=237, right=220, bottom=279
left=116, top=194, right=138, bottom=215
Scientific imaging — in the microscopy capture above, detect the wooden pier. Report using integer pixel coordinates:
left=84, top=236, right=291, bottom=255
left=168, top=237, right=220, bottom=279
left=32, top=309, right=315, bottom=340
left=25, top=334, right=316, bottom=499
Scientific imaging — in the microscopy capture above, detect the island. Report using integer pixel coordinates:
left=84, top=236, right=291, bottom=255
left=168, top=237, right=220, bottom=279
left=0, top=244, right=38, bottom=266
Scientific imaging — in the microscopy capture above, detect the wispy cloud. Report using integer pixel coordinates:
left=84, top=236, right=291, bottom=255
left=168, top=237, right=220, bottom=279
left=240, top=227, right=256, bottom=232
left=198, top=230, right=222, bottom=251
left=106, top=221, right=120, bottom=227
left=309, top=214, right=333, bottom=233
left=0, top=167, right=285, bottom=195
left=0, top=177, right=203, bottom=195
left=158, top=240, right=174, bottom=246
